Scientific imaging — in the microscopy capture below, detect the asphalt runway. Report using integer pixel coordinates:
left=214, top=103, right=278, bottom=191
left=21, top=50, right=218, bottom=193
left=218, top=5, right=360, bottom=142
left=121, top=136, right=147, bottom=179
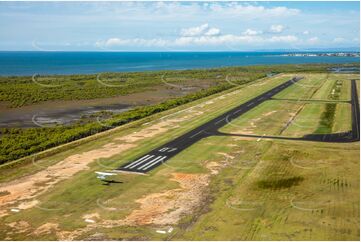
left=116, top=77, right=359, bottom=173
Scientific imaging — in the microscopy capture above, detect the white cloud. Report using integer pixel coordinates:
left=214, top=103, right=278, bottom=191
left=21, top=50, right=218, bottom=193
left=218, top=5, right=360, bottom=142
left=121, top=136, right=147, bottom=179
left=95, top=38, right=169, bottom=48
left=269, top=35, right=298, bottom=43
left=208, top=4, right=300, bottom=18
left=269, top=24, right=285, bottom=33
left=303, top=30, right=309, bottom=35
left=86, top=2, right=301, bottom=22
left=243, top=29, right=263, bottom=36
left=333, top=37, right=346, bottom=43
left=204, top=27, right=221, bottom=36
left=307, top=37, right=319, bottom=44
left=180, top=23, right=221, bottom=37
left=95, top=24, right=299, bottom=49
left=180, top=23, right=209, bottom=37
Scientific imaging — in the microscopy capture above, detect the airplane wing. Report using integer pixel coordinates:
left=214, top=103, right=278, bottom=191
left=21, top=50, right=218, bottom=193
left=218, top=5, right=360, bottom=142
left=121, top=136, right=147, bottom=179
left=95, top=171, right=116, bottom=176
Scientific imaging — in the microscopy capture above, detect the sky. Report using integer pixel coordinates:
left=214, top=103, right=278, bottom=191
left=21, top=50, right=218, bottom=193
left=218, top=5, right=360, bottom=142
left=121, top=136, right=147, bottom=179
left=0, top=1, right=359, bottom=51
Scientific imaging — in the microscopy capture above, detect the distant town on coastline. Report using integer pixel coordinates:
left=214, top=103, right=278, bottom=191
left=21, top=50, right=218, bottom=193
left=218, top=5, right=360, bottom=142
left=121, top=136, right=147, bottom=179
left=281, top=52, right=360, bottom=57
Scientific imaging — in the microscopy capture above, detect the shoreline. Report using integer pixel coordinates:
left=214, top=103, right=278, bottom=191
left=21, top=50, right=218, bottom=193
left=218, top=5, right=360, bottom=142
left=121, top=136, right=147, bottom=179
left=0, top=52, right=359, bottom=77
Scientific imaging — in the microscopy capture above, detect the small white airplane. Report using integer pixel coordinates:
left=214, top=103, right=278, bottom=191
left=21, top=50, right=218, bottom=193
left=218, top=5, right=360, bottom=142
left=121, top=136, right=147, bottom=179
left=95, top=171, right=116, bottom=180
left=95, top=171, right=122, bottom=185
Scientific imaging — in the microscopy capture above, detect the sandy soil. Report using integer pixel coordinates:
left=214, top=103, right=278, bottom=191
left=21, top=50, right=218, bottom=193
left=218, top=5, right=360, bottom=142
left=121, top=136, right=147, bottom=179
left=0, top=142, right=136, bottom=218
left=33, top=223, right=59, bottom=236
left=58, top=172, right=208, bottom=239
left=263, top=111, right=278, bottom=116
left=32, top=158, right=227, bottom=240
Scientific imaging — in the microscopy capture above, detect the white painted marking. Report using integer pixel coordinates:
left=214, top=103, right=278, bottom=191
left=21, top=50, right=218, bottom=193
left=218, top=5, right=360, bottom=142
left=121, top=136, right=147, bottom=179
left=136, top=156, right=163, bottom=170
left=257, top=134, right=266, bottom=142
left=247, top=102, right=254, bottom=107
left=233, top=109, right=242, bottom=115
left=140, top=156, right=167, bottom=171
left=215, top=118, right=225, bottom=124
left=124, top=155, right=150, bottom=168
left=156, top=230, right=167, bottom=234
left=190, top=130, right=204, bottom=138
left=11, top=208, right=20, bottom=213
left=168, top=227, right=174, bottom=233
left=85, top=219, right=95, bottom=223
left=127, top=155, right=155, bottom=169
left=129, top=155, right=155, bottom=169
left=159, top=147, right=169, bottom=152
left=168, top=148, right=177, bottom=152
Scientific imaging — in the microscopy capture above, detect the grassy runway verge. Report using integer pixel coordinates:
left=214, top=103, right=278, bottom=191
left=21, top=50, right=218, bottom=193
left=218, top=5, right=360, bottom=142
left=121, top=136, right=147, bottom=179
left=221, top=73, right=356, bottom=137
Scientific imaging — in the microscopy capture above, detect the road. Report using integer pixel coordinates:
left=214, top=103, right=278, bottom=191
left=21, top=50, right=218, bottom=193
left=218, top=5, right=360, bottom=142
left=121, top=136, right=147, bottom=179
left=116, top=77, right=359, bottom=173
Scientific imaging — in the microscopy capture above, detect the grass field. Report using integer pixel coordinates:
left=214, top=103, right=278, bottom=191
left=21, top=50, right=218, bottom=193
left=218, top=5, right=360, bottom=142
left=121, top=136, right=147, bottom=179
left=173, top=136, right=359, bottom=241
left=0, top=72, right=358, bottom=240
left=221, top=73, right=356, bottom=137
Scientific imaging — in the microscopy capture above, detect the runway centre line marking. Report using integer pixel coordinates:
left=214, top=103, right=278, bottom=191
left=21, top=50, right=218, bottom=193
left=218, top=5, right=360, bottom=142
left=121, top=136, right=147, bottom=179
left=233, top=109, right=243, bottom=114
left=215, top=118, right=225, bottom=125
left=246, top=102, right=254, bottom=107
left=127, top=155, right=155, bottom=169
left=189, top=130, right=204, bottom=138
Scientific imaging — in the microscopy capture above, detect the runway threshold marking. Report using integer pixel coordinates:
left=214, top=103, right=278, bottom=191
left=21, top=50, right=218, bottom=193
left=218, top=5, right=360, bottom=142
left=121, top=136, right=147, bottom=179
left=138, top=156, right=167, bottom=171
left=125, top=155, right=154, bottom=169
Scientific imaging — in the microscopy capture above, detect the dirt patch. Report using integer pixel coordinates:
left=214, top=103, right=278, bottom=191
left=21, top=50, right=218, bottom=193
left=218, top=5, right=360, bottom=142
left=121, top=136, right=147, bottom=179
left=83, top=213, right=100, bottom=221
left=231, top=136, right=258, bottom=141
left=106, top=161, right=227, bottom=227
left=49, top=171, right=212, bottom=240
left=217, top=152, right=234, bottom=160
left=6, top=221, right=31, bottom=234
left=116, top=124, right=170, bottom=143
left=54, top=160, right=227, bottom=240
left=33, top=223, right=59, bottom=236
left=206, top=161, right=224, bottom=175
left=18, top=200, right=39, bottom=210
left=0, top=142, right=136, bottom=217
left=106, top=172, right=209, bottom=226
left=263, top=111, right=277, bottom=117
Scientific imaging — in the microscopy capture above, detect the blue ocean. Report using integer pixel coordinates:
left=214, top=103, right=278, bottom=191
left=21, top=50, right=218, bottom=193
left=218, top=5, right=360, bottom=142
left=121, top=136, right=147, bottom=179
left=0, top=51, right=358, bottom=76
